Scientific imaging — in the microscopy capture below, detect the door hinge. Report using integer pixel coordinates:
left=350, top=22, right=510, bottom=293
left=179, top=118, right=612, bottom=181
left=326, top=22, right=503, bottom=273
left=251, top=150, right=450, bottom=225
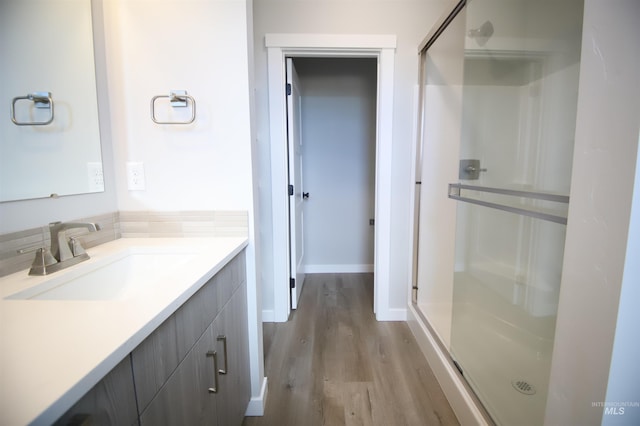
left=288, top=185, right=294, bottom=196
left=286, top=83, right=292, bottom=96
left=290, top=278, right=295, bottom=289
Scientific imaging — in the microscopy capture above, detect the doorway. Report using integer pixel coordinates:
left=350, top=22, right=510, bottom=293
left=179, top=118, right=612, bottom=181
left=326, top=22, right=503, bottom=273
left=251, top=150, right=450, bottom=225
left=289, top=57, right=378, bottom=309
left=266, top=34, right=397, bottom=322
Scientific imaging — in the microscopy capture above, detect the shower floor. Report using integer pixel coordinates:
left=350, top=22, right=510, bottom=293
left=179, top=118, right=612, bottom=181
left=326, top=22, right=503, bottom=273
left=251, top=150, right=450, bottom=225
left=450, top=275, right=556, bottom=426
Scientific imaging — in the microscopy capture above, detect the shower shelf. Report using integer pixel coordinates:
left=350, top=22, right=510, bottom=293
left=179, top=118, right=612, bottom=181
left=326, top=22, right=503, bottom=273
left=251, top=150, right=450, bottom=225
left=448, top=183, right=569, bottom=225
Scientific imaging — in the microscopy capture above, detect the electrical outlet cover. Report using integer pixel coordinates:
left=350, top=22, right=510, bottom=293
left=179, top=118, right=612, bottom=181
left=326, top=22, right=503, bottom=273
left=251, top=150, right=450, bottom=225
left=87, top=162, right=104, bottom=192
left=126, top=162, right=146, bottom=190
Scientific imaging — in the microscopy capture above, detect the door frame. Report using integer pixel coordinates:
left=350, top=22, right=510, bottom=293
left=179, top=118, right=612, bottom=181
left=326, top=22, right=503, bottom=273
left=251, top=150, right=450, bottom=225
left=266, top=33, right=397, bottom=321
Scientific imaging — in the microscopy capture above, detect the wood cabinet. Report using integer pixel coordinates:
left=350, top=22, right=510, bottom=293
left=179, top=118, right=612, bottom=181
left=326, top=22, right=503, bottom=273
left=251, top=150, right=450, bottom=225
left=53, top=356, right=138, bottom=426
left=211, top=281, right=251, bottom=426
left=54, top=251, right=250, bottom=426
left=139, top=281, right=249, bottom=426
left=134, top=251, right=249, bottom=426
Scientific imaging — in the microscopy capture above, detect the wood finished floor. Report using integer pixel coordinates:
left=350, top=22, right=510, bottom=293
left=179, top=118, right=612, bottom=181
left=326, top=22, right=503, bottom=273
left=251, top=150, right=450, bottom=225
left=243, top=273, right=459, bottom=426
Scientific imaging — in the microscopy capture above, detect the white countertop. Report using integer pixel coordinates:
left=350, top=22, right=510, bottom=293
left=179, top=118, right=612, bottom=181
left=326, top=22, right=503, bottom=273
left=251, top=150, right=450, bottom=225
left=0, top=237, right=248, bottom=426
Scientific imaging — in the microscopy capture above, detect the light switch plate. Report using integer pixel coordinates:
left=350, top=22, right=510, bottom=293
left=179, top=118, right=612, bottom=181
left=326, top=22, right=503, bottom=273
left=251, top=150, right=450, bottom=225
left=126, top=162, right=146, bottom=190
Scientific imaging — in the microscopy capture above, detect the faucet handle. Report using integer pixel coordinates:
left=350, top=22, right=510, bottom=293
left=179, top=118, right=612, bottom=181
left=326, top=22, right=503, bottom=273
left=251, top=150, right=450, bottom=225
left=28, top=247, right=59, bottom=276
left=69, top=237, right=87, bottom=257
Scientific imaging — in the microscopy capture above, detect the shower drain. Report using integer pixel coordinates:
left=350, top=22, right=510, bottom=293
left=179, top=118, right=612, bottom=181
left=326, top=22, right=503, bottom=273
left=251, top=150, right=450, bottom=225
left=511, top=379, right=536, bottom=395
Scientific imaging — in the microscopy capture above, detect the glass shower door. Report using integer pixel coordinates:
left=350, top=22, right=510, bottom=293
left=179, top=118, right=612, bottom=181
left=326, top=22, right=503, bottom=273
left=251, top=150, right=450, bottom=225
left=449, top=0, right=584, bottom=425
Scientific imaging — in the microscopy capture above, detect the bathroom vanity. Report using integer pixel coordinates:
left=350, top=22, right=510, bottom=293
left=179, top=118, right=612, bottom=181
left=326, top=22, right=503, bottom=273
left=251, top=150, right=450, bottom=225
left=0, top=237, right=249, bottom=425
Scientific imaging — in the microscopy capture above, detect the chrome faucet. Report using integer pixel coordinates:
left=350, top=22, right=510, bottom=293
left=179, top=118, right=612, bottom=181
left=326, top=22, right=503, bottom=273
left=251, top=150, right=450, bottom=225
left=25, top=221, right=100, bottom=275
left=49, top=221, right=100, bottom=262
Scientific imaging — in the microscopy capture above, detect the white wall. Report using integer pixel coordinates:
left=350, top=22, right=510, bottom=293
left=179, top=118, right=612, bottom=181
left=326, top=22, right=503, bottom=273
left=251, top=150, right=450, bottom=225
left=103, top=0, right=254, bottom=212
left=294, top=58, right=377, bottom=273
left=545, top=0, right=640, bottom=424
left=253, top=0, right=451, bottom=316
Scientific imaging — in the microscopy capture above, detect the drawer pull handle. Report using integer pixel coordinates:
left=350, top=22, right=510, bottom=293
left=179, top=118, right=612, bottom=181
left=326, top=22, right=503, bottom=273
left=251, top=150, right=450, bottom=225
left=217, top=335, right=228, bottom=375
left=206, top=351, right=218, bottom=393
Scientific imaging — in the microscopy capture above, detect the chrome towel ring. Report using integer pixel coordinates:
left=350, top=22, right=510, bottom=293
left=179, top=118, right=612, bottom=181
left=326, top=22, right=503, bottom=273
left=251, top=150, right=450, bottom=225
left=151, top=90, right=196, bottom=125
left=11, top=92, right=54, bottom=126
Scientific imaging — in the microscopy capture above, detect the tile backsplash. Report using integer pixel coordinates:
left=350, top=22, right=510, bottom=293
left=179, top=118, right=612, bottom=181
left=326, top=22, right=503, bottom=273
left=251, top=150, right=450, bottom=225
left=119, top=210, right=248, bottom=238
left=0, top=210, right=248, bottom=277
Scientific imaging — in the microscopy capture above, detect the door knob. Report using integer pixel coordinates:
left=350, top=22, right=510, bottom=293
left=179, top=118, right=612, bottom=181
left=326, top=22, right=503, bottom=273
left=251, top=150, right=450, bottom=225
left=303, top=192, right=310, bottom=199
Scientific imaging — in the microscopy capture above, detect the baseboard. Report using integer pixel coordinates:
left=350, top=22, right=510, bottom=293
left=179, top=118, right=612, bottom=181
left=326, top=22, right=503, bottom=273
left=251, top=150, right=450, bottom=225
left=262, top=309, right=275, bottom=322
left=407, top=305, right=489, bottom=426
left=375, top=307, right=407, bottom=321
left=302, top=264, right=374, bottom=273
left=245, top=377, right=268, bottom=416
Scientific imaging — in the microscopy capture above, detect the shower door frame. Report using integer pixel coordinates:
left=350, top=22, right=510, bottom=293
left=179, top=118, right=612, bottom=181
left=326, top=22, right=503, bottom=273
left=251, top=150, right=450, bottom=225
left=411, top=0, right=468, bottom=306
left=409, top=0, right=566, bottom=423
left=407, top=2, right=495, bottom=424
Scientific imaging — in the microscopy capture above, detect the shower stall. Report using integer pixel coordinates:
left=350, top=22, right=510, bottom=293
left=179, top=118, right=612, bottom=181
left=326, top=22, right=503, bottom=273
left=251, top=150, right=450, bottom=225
left=413, top=0, right=584, bottom=424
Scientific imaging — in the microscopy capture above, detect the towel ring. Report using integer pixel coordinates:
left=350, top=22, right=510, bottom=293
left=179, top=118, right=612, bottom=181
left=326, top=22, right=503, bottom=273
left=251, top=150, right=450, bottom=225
left=151, top=90, right=196, bottom=125
left=11, top=92, right=54, bottom=126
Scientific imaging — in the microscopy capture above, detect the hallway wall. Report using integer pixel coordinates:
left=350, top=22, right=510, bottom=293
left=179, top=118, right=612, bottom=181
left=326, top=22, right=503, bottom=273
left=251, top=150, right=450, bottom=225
left=295, top=58, right=377, bottom=273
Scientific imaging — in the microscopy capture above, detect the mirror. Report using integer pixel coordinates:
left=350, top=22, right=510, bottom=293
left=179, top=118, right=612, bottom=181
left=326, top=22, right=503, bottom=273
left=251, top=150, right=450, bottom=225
left=0, top=0, right=104, bottom=202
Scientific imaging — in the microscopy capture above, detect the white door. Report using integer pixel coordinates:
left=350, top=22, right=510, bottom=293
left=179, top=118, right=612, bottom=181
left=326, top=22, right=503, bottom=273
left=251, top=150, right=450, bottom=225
left=286, top=58, right=306, bottom=309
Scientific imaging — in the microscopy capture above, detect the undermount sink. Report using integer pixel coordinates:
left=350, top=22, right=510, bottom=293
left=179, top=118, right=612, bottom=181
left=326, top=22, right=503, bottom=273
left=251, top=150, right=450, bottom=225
left=6, top=248, right=197, bottom=301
